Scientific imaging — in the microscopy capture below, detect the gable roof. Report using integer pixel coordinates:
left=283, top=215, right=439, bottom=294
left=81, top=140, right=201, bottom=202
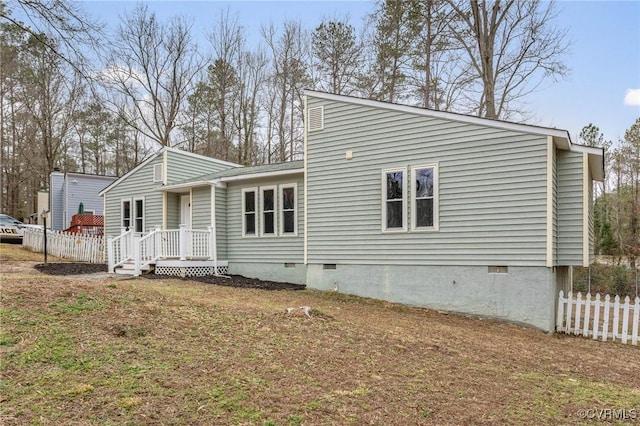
left=304, top=90, right=605, bottom=181
left=99, top=147, right=242, bottom=196
left=159, top=160, right=304, bottom=192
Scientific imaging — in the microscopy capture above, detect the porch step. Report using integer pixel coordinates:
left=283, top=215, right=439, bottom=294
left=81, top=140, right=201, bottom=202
left=114, top=260, right=154, bottom=275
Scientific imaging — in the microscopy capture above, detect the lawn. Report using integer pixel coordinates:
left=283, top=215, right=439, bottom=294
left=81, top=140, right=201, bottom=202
left=1, top=244, right=638, bottom=425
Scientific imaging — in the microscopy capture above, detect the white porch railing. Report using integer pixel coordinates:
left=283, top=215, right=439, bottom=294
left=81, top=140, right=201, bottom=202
left=108, top=225, right=217, bottom=275
left=107, top=228, right=134, bottom=271
left=556, top=290, right=640, bottom=345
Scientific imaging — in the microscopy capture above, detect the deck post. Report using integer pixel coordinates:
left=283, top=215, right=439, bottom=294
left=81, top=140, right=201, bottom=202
left=208, top=226, right=218, bottom=275
left=154, top=226, right=161, bottom=259
left=133, top=233, right=141, bottom=276
left=179, top=224, right=187, bottom=261
left=107, top=236, right=114, bottom=273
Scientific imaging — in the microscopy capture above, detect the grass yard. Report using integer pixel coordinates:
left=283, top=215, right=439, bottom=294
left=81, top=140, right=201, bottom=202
left=1, top=244, right=639, bottom=425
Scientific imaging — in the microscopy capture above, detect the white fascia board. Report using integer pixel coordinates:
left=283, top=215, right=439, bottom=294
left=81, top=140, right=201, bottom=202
left=165, top=147, right=243, bottom=169
left=570, top=144, right=605, bottom=182
left=218, top=168, right=305, bottom=183
left=303, top=90, right=572, bottom=142
left=156, top=180, right=215, bottom=192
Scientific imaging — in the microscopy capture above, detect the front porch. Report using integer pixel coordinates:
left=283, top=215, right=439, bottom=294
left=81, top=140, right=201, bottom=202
left=107, top=225, right=227, bottom=277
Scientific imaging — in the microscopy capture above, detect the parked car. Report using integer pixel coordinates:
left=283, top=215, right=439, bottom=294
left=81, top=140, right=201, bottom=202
left=0, top=214, right=41, bottom=243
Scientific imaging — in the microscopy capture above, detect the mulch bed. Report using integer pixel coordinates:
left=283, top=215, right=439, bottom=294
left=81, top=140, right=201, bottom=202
left=32, top=262, right=304, bottom=291
left=34, top=262, right=108, bottom=275
left=144, top=272, right=306, bottom=291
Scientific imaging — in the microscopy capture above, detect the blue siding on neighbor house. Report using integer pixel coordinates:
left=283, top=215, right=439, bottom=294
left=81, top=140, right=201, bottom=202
left=49, top=172, right=64, bottom=230
left=49, top=172, right=115, bottom=231
left=305, top=96, right=549, bottom=267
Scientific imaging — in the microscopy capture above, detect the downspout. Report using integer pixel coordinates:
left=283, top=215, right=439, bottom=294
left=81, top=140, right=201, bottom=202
left=211, top=184, right=218, bottom=276
left=303, top=95, right=308, bottom=265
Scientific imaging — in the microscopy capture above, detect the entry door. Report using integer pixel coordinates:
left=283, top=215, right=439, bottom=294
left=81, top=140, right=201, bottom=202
left=180, top=195, right=191, bottom=228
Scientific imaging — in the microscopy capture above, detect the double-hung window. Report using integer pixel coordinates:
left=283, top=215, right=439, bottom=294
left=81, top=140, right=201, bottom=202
left=411, top=165, right=438, bottom=230
left=382, top=169, right=407, bottom=231
left=242, top=188, right=257, bottom=237
left=133, top=198, right=144, bottom=233
left=261, top=186, right=277, bottom=236
left=280, top=184, right=297, bottom=235
left=121, top=200, right=131, bottom=230
left=381, top=164, right=439, bottom=232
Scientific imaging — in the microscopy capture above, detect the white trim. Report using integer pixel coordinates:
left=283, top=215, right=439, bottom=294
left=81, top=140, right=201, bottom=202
left=583, top=153, right=590, bottom=267
left=303, top=90, right=572, bottom=143
left=156, top=169, right=305, bottom=193
left=162, top=150, right=168, bottom=185
left=260, top=185, right=278, bottom=236
left=279, top=183, right=298, bottom=237
left=303, top=95, right=308, bottom=265
left=210, top=185, right=216, bottom=228
left=546, top=136, right=554, bottom=268
left=381, top=167, right=407, bottom=233
left=241, top=187, right=257, bottom=237
left=410, top=163, right=439, bottom=232
left=219, top=168, right=304, bottom=183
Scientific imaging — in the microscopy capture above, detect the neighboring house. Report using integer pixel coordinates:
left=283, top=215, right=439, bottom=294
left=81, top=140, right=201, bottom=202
left=102, top=91, right=605, bottom=332
left=49, top=171, right=117, bottom=231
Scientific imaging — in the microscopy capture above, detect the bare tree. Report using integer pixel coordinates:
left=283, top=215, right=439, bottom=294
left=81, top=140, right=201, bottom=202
left=104, top=4, right=203, bottom=147
left=262, top=20, right=309, bottom=162
left=448, top=0, right=569, bottom=119
left=1, top=0, right=104, bottom=78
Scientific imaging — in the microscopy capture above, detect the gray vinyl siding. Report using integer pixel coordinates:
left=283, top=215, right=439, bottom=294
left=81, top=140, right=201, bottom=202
left=166, top=150, right=239, bottom=184
left=588, top=172, right=594, bottom=263
left=104, top=156, right=164, bottom=238
left=215, top=187, right=227, bottom=259
left=552, top=147, right=558, bottom=265
left=557, top=150, right=584, bottom=265
left=226, top=175, right=304, bottom=263
left=192, top=187, right=211, bottom=230
left=166, top=193, right=180, bottom=229
left=306, top=97, right=549, bottom=267
left=190, top=186, right=227, bottom=259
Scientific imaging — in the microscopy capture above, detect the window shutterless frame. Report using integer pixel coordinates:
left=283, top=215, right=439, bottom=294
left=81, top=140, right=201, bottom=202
left=279, top=183, right=297, bottom=236
left=260, top=186, right=277, bottom=236
left=411, top=164, right=439, bottom=231
left=121, top=199, right=132, bottom=230
left=133, top=197, right=145, bottom=233
left=381, top=168, right=407, bottom=232
left=242, top=187, right=258, bottom=237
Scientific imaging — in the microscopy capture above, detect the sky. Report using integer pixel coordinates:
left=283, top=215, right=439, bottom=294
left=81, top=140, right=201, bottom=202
left=68, top=1, right=640, bottom=145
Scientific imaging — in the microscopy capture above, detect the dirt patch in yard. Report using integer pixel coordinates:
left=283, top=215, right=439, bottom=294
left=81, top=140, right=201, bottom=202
left=2, top=243, right=639, bottom=425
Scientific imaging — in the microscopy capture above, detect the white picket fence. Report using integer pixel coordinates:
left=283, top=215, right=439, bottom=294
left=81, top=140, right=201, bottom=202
left=557, top=290, right=640, bottom=345
left=23, top=229, right=104, bottom=264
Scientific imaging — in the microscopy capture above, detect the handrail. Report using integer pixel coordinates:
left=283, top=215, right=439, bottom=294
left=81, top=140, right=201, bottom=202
left=107, top=229, right=133, bottom=272
left=108, top=226, right=217, bottom=276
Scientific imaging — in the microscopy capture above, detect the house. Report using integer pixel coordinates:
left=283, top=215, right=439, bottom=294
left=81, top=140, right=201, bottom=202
left=49, top=171, right=117, bottom=231
left=102, top=91, right=604, bottom=332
